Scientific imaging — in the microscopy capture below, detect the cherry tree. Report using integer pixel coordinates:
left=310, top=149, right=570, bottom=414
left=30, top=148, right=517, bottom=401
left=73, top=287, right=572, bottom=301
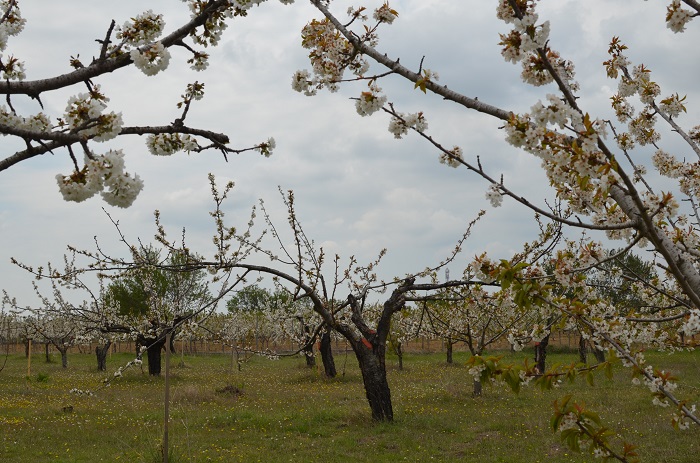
left=0, top=0, right=291, bottom=207
left=290, top=0, right=700, bottom=454
left=8, top=241, right=223, bottom=375
left=28, top=176, right=482, bottom=421
left=5, top=0, right=700, bottom=457
left=28, top=313, right=81, bottom=368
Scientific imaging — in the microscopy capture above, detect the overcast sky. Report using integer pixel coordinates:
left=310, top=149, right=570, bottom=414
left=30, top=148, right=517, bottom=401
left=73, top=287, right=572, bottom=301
left=2, top=0, right=699, bottom=308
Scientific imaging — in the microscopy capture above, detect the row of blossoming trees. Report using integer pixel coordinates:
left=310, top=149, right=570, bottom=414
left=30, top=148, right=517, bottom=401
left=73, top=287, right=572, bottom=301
left=3, top=0, right=700, bottom=460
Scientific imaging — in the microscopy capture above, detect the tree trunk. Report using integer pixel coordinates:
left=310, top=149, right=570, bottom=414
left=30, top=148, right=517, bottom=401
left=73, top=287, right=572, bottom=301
left=304, top=347, right=316, bottom=367
left=446, top=338, right=454, bottom=364
left=58, top=347, right=68, bottom=368
left=45, top=343, right=51, bottom=363
left=95, top=341, right=112, bottom=371
left=593, top=345, right=606, bottom=364
left=301, top=323, right=316, bottom=368
left=143, top=337, right=166, bottom=376
left=395, top=341, right=403, bottom=371
left=319, top=328, right=336, bottom=378
left=578, top=334, right=587, bottom=364
left=355, top=343, right=393, bottom=421
left=473, top=378, right=482, bottom=397
left=534, top=333, right=550, bottom=374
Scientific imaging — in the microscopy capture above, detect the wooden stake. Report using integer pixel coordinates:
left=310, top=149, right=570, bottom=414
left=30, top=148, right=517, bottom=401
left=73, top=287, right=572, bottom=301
left=163, top=332, right=171, bottom=463
left=27, top=338, right=32, bottom=377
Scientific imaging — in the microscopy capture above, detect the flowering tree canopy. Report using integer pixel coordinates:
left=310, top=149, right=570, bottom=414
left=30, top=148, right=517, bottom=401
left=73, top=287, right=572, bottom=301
left=0, top=0, right=284, bottom=207
left=290, top=0, right=700, bottom=434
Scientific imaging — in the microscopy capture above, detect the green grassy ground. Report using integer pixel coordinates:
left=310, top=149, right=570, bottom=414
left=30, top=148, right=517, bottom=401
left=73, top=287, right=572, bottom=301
left=0, top=347, right=698, bottom=462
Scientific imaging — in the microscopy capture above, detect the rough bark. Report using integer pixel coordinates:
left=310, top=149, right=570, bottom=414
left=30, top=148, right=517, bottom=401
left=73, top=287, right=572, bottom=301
left=142, top=336, right=166, bottom=376
left=56, top=347, right=68, bottom=368
left=534, top=333, right=550, bottom=374
left=593, top=346, right=606, bottom=364
left=95, top=341, right=112, bottom=371
left=355, top=344, right=393, bottom=421
left=45, top=343, right=51, bottom=363
left=446, top=338, right=454, bottom=364
left=299, top=322, right=316, bottom=368
left=578, top=334, right=588, bottom=364
left=304, top=347, right=316, bottom=367
left=395, top=341, right=403, bottom=371
left=319, top=328, right=337, bottom=378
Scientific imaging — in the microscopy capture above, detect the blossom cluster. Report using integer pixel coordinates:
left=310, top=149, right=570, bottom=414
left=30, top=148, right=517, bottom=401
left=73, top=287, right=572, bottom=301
left=294, top=2, right=397, bottom=99
left=497, top=2, right=579, bottom=92
left=373, top=3, right=398, bottom=24
left=680, top=309, right=700, bottom=337
left=116, top=10, right=165, bottom=46
left=256, top=137, right=276, bottom=157
left=56, top=149, right=144, bottom=208
left=0, top=1, right=26, bottom=78
left=146, top=133, right=199, bottom=156
left=298, top=17, right=369, bottom=94
left=130, top=41, right=171, bottom=76
left=0, top=105, right=51, bottom=132
left=484, top=183, right=503, bottom=207
left=2, top=54, right=25, bottom=80
left=355, top=83, right=387, bottom=116
left=63, top=86, right=123, bottom=142
left=665, top=0, right=694, bottom=33
left=503, top=99, right=614, bottom=216
left=438, top=146, right=463, bottom=169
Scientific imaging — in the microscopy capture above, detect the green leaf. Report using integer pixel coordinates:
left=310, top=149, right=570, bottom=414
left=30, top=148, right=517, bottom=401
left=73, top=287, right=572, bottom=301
left=586, top=371, right=595, bottom=387
left=581, top=410, right=601, bottom=426
left=604, top=362, right=613, bottom=380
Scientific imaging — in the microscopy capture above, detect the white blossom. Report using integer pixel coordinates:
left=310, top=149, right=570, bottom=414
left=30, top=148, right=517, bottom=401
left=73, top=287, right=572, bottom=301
left=291, top=69, right=315, bottom=96
left=130, top=41, right=171, bottom=76
left=56, top=150, right=143, bottom=207
left=666, top=1, right=694, bottom=33
left=355, top=89, right=387, bottom=116
left=116, top=10, right=165, bottom=46
left=147, top=133, right=199, bottom=156
left=373, top=3, right=398, bottom=24
left=485, top=183, right=504, bottom=207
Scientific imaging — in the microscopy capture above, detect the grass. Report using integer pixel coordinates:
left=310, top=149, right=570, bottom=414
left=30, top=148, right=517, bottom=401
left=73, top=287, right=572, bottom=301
left=0, top=347, right=698, bottom=462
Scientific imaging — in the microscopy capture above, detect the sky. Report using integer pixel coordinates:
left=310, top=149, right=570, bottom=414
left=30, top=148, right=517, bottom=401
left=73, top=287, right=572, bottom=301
left=1, top=0, right=699, bottom=308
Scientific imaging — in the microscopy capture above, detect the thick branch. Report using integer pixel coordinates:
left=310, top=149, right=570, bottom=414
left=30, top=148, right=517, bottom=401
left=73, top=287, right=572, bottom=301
left=0, top=0, right=231, bottom=97
left=310, top=0, right=512, bottom=121
left=0, top=124, right=230, bottom=172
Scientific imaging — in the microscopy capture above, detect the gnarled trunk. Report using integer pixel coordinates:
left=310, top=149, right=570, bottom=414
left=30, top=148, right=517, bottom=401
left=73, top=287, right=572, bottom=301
left=319, top=328, right=336, bottom=378
left=354, top=341, right=392, bottom=421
